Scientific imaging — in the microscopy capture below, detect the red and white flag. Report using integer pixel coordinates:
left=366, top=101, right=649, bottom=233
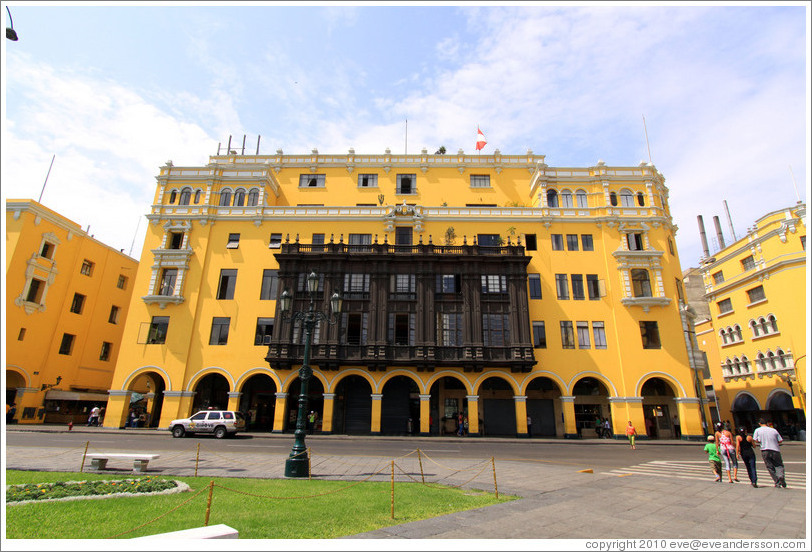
left=476, top=127, right=487, bottom=151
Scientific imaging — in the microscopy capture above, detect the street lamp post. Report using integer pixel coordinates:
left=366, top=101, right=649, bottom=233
left=279, top=270, right=342, bottom=478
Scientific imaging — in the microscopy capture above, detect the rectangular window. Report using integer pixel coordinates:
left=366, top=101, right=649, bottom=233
left=436, top=274, right=461, bottom=294
left=482, top=313, right=510, bottom=346
left=470, top=174, right=491, bottom=188
left=342, top=312, right=369, bottom=345
left=117, top=275, right=128, bottom=290
left=675, top=278, right=685, bottom=303
left=627, top=233, right=644, bottom=251
left=25, top=278, right=45, bottom=303
left=70, top=293, right=85, bottom=314
left=299, top=174, right=326, bottom=188
left=396, top=174, right=416, bottom=194
left=345, top=273, right=371, bottom=297
left=712, top=271, right=724, bottom=284
left=592, top=322, right=607, bottom=349
left=477, top=234, right=501, bottom=246
left=587, top=274, right=601, bottom=300
left=560, top=321, right=575, bottom=349
left=18, top=328, right=26, bottom=341
left=640, top=321, right=661, bottom=349
left=209, top=317, right=231, bottom=345
left=528, top=274, right=542, bottom=299
left=269, top=233, right=282, bottom=248
left=525, top=234, right=537, bottom=251
left=581, top=234, right=594, bottom=251
left=551, top=234, right=564, bottom=251
left=80, top=259, right=94, bottom=276
left=717, top=298, right=733, bottom=314
left=801, top=235, right=806, bottom=250
left=40, top=241, right=55, bottom=259
left=292, top=318, right=322, bottom=345
left=358, top=174, right=378, bottom=188
left=260, top=269, right=278, bottom=300
left=481, top=274, right=507, bottom=293
left=254, top=317, right=275, bottom=345
left=99, top=341, right=112, bottom=361
left=109, top=305, right=120, bottom=324
left=532, top=321, right=547, bottom=348
left=438, top=312, right=463, bottom=346
left=566, top=234, right=579, bottom=251
left=147, top=316, right=169, bottom=344
left=159, top=268, right=177, bottom=296
left=571, top=274, right=585, bottom=300
left=217, top=269, right=237, bottom=300
left=58, top=333, right=75, bottom=355
left=741, top=255, right=756, bottom=271
left=388, top=313, right=416, bottom=346
left=226, top=233, right=240, bottom=249
left=395, top=227, right=413, bottom=245
left=390, top=274, right=416, bottom=297
left=555, top=274, right=569, bottom=300
left=577, top=321, right=591, bottom=349
left=348, top=233, right=372, bottom=252
left=312, top=233, right=325, bottom=251
left=746, top=285, right=766, bottom=304
left=169, top=232, right=184, bottom=249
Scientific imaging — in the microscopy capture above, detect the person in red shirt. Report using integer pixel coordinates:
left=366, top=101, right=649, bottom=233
left=625, top=421, right=637, bottom=450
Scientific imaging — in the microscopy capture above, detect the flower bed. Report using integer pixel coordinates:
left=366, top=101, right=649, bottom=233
left=7, top=477, right=190, bottom=505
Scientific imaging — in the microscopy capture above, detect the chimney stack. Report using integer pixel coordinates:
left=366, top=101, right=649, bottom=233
left=697, top=215, right=710, bottom=258
left=713, top=216, right=726, bottom=250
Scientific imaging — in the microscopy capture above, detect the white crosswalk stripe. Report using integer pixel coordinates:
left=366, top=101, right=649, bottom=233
left=603, top=460, right=806, bottom=489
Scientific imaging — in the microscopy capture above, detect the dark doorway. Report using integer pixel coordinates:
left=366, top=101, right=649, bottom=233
left=480, top=377, right=516, bottom=437
left=192, top=373, right=230, bottom=412
left=333, top=375, right=372, bottom=434
left=239, top=374, right=277, bottom=431
left=287, top=375, right=325, bottom=433
left=381, top=376, right=420, bottom=435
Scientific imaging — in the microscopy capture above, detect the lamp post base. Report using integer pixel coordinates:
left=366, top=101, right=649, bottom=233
left=284, top=455, right=309, bottom=478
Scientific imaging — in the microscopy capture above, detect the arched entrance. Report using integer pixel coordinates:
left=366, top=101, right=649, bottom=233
left=239, top=374, right=277, bottom=432
left=286, top=375, right=325, bottom=433
left=192, top=373, right=230, bottom=412
left=332, top=375, right=371, bottom=435
left=526, top=376, right=563, bottom=437
left=429, top=376, right=468, bottom=436
left=5, top=370, right=25, bottom=423
left=731, top=393, right=760, bottom=433
left=765, top=391, right=804, bottom=440
left=641, top=377, right=678, bottom=439
left=572, top=377, right=610, bottom=438
left=127, top=371, right=167, bottom=428
left=381, top=375, right=420, bottom=435
left=478, top=376, right=516, bottom=437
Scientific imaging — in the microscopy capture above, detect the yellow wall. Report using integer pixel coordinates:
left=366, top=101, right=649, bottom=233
left=106, top=152, right=703, bottom=438
left=5, top=200, right=138, bottom=423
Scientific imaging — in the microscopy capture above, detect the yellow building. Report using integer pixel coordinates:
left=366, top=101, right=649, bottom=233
left=690, top=204, right=807, bottom=437
left=5, top=200, right=138, bottom=424
left=104, top=148, right=705, bottom=439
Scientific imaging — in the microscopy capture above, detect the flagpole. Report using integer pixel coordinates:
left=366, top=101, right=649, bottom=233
left=642, top=115, right=653, bottom=164
left=405, top=119, right=408, bottom=155
left=38, top=154, right=56, bottom=203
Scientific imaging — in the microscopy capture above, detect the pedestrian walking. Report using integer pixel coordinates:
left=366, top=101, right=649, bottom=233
left=625, top=421, right=637, bottom=450
left=87, top=405, right=100, bottom=426
left=673, top=415, right=681, bottom=439
left=717, top=423, right=738, bottom=483
left=736, top=427, right=758, bottom=488
left=603, top=418, right=611, bottom=439
left=704, top=435, right=722, bottom=482
left=753, top=418, right=786, bottom=488
left=595, top=416, right=603, bottom=438
left=307, top=411, right=316, bottom=434
left=527, top=415, right=532, bottom=438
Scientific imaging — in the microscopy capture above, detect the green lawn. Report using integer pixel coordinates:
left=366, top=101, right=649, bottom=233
left=5, top=470, right=514, bottom=539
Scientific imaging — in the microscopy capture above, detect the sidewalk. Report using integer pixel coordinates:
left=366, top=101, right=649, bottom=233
left=5, top=424, right=808, bottom=540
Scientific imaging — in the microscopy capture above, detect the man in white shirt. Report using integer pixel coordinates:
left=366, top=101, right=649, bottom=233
left=752, top=418, right=786, bottom=488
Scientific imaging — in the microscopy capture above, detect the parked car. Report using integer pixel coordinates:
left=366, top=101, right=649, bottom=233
left=169, top=410, right=246, bottom=439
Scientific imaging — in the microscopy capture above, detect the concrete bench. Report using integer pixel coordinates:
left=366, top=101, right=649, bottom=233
left=132, top=524, right=239, bottom=540
left=85, top=453, right=160, bottom=473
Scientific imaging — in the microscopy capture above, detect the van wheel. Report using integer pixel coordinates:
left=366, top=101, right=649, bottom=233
left=172, top=425, right=185, bottom=438
left=214, top=426, right=227, bottom=439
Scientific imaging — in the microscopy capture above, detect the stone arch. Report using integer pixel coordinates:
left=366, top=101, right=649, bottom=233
left=185, top=367, right=234, bottom=392
left=520, top=371, right=566, bottom=395
left=634, top=372, right=686, bottom=398
left=566, top=371, right=617, bottom=396
left=427, top=372, right=471, bottom=436
left=191, top=372, right=231, bottom=412
left=380, top=374, right=421, bottom=435
left=281, top=369, right=328, bottom=394
left=236, top=368, right=282, bottom=392
left=477, top=375, right=518, bottom=437
left=236, top=370, right=279, bottom=432
left=378, top=370, right=424, bottom=394
left=523, top=373, right=565, bottom=437
left=332, top=374, right=373, bottom=435
left=425, top=370, right=473, bottom=394
left=122, top=366, right=172, bottom=391
left=732, top=392, right=761, bottom=411
left=6, top=365, right=30, bottom=388
left=473, top=372, right=521, bottom=395
left=640, top=375, right=681, bottom=439
left=766, top=389, right=794, bottom=411
left=571, top=375, right=612, bottom=438
left=123, top=368, right=170, bottom=428
left=325, top=369, right=376, bottom=394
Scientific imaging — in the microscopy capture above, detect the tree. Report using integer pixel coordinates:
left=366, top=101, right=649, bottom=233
left=435, top=146, right=447, bottom=155
left=444, top=226, right=457, bottom=245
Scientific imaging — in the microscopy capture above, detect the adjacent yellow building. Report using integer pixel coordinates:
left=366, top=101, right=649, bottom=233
left=103, top=148, right=706, bottom=439
left=5, top=200, right=138, bottom=424
left=690, top=203, right=807, bottom=437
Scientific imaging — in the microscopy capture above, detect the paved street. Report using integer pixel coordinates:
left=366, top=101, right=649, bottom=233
left=4, top=425, right=808, bottom=541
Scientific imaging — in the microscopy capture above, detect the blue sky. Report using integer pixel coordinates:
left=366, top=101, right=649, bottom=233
left=2, top=2, right=808, bottom=264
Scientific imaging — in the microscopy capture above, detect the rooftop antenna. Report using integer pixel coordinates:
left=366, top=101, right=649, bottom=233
left=256, top=135, right=261, bottom=155
left=642, top=115, right=653, bottom=164
left=723, top=200, right=738, bottom=242
left=128, top=215, right=141, bottom=257
left=38, top=154, right=56, bottom=203
left=405, top=118, right=408, bottom=155
left=788, top=165, right=801, bottom=202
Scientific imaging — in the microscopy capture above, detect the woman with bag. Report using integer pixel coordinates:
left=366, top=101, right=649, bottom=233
left=717, top=423, right=738, bottom=483
left=736, top=427, right=758, bottom=487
